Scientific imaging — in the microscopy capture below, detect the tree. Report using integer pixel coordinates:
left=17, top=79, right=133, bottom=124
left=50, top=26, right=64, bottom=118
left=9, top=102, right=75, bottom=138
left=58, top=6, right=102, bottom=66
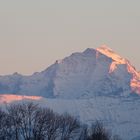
left=7, top=102, right=62, bottom=140
left=7, top=102, right=39, bottom=140
left=33, top=108, right=61, bottom=140
left=0, top=108, right=7, bottom=139
left=5, top=102, right=122, bottom=140
left=59, top=113, right=81, bottom=140
left=0, top=108, right=13, bottom=140
left=87, top=121, right=110, bottom=140
left=78, top=125, right=88, bottom=140
left=7, top=104, right=24, bottom=140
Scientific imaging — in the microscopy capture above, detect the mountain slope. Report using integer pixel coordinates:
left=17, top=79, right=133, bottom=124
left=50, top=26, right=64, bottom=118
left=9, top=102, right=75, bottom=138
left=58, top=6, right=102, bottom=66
left=0, top=46, right=139, bottom=98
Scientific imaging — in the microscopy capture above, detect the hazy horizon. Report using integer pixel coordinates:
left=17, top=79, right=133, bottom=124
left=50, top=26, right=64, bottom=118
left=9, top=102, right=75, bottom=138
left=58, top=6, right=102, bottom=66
left=0, top=0, right=140, bottom=75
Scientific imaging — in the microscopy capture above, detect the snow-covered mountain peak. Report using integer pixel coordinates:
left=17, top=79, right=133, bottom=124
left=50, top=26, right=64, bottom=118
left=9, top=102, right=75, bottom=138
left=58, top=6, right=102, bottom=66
left=0, top=46, right=140, bottom=97
left=97, top=45, right=113, bottom=51
left=96, top=45, right=140, bottom=94
left=96, top=45, right=126, bottom=64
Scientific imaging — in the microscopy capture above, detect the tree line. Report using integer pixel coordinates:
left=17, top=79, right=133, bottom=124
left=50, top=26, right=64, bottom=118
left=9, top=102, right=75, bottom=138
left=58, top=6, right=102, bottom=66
left=0, top=102, right=122, bottom=140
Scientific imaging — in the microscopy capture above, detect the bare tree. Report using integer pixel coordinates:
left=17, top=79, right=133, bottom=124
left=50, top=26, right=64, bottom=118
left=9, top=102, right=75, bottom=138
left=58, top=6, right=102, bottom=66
left=0, top=108, right=13, bottom=140
left=0, top=108, right=7, bottom=140
left=7, top=102, right=38, bottom=140
left=7, top=104, right=24, bottom=140
left=19, top=102, right=38, bottom=140
left=59, top=113, right=81, bottom=140
left=7, top=102, right=62, bottom=140
left=87, top=121, right=110, bottom=140
left=33, top=108, right=61, bottom=140
left=78, top=125, right=88, bottom=140
left=5, top=102, right=122, bottom=140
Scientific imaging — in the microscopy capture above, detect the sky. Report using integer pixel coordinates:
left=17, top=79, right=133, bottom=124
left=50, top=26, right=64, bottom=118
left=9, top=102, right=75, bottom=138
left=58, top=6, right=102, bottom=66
left=0, top=0, right=140, bottom=75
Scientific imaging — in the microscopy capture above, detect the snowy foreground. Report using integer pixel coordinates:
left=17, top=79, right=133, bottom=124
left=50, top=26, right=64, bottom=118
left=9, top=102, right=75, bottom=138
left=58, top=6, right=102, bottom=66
left=0, top=94, right=140, bottom=140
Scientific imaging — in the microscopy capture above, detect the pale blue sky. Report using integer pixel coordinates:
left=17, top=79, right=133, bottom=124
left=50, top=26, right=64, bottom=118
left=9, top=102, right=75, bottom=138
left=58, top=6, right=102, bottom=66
left=0, top=0, right=140, bottom=75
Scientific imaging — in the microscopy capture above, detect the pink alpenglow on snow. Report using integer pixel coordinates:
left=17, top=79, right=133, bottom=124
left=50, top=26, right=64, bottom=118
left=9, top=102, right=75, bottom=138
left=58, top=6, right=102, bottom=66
left=97, top=45, right=140, bottom=94
left=0, top=94, right=42, bottom=104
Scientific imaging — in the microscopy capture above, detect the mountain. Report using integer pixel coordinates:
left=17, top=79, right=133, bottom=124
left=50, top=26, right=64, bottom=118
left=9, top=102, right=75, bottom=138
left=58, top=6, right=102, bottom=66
left=1, top=46, right=140, bottom=140
left=0, top=45, right=139, bottom=98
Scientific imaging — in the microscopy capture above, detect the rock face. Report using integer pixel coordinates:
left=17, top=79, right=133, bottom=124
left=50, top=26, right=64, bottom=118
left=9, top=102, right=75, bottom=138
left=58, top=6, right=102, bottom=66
left=0, top=45, right=139, bottom=98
